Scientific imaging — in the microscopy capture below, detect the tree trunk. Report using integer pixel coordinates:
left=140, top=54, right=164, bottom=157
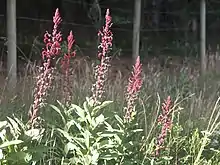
left=132, top=0, right=142, bottom=62
left=7, top=0, right=17, bottom=89
left=200, top=0, right=206, bottom=75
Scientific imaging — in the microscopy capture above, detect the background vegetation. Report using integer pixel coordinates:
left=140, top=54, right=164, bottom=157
left=1, top=0, right=220, bottom=64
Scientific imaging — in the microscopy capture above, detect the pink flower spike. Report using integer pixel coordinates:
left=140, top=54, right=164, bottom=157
left=29, top=8, right=63, bottom=127
left=67, top=31, right=75, bottom=55
left=97, top=9, right=113, bottom=59
left=105, top=9, right=112, bottom=26
left=42, top=8, right=62, bottom=61
left=155, top=96, right=173, bottom=156
left=127, top=56, right=143, bottom=94
left=53, top=8, right=62, bottom=27
left=124, top=56, right=143, bottom=122
left=90, top=9, right=113, bottom=105
left=60, top=30, right=76, bottom=105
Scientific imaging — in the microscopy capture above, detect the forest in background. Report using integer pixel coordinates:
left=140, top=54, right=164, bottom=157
left=1, top=0, right=220, bottom=62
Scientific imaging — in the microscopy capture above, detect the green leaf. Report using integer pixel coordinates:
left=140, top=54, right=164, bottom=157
left=83, top=101, right=92, bottom=124
left=31, top=152, right=44, bottom=162
left=7, top=117, right=19, bottom=130
left=86, top=97, right=95, bottom=107
left=6, top=151, right=33, bottom=165
left=99, top=139, right=109, bottom=149
left=56, top=128, right=73, bottom=142
left=83, top=101, right=92, bottom=114
left=83, top=130, right=91, bottom=149
left=104, top=122, right=113, bottom=130
left=65, top=120, right=79, bottom=132
left=13, top=116, right=26, bottom=131
left=26, top=145, right=51, bottom=162
left=24, top=128, right=45, bottom=141
left=95, top=114, right=105, bottom=126
left=100, top=152, right=119, bottom=160
left=64, top=142, right=83, bottom=156
left=84, top=155, right=92, bottom=165
left=103, top=123, right=124, bottom=133
left=7, top=117, right=20, bottom=137
left=0, top=149, right=3, bottom=159
left=91, top=149, right=99, bottom=164
left=0, top=140, right=23, bottom=149
left=98, top=139, right=116, bottom=149
left=161, top=156, right=173, bottom=161
left=131, top=129, right=143, bottom=133
left=113, top=134, right=122, bottom=144
left=69, top=157, right=82, bottom=164
left=100, top=133, right=118, bottom=138
left=49, top=104, right=66, bottom=124
left=6, top=151, right=29, bottom=163
left=0, top=121, right=8, bottom=131
left=56, top=128, right=86, bottom=150
left=83, top=100, right=91, bottom=113
left=71, top=104, right=85, bottom=120
left=92, top=101, right=113, bottom=115
left=114, top=115, right=124, bottom=126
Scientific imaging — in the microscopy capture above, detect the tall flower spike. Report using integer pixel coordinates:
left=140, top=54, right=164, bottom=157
left=124, top=56, right=143, bottom=122
left=61, top=31, right=76, bottom=104
left=155, top=96, right=173, bottom=156
left=29, top=8, right=62, bottom=127
left=53, top=9, right=62, bottom=33
left=42, top=8, right=62, bottom=61
left=97, top=9, right=113, bottom=59
left=67, top=31, right=75, bottom=54
left=61, top=31, right=76, bottom=70
left=91, top=9, right=113, bottom=105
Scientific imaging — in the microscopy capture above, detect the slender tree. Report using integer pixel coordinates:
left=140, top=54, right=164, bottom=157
left=7, top=0, right=17, bottom=89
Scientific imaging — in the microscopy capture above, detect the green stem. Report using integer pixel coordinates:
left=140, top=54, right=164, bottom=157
left=193, top=134, right=208, bottom=165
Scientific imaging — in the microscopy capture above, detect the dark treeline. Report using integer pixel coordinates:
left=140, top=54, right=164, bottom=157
left=0, top=0, right=220, bottom=61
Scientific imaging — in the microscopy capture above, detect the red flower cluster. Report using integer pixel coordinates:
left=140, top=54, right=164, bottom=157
left=61, top=31, right=76, bottom=104
left=91, top=57, right=111, bottom=104
left=61, top=31, right=76, bottom=71
left=124, top=56, right=143, bottom=122
left=29, top=9, right=63, bottom=126
left=91, top=9, right=113, bottom=105
left=156, top=96, right=173, bottom=156
left=42, top=8, right=62, bottom=62
left=97, top=9, right=113, bottom=59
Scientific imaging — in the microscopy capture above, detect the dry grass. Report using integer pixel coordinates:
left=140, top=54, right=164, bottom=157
left=1, top=53, right=220, bottom=129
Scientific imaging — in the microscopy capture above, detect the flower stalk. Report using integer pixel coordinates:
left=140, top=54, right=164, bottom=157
left=90, top=9, right=113, bottom=105
left=61, top=31, right=76, bottom=105
left=155, top=96, right=173, bottom=156
left=29, top=8, right=62, bottom=126
left=124, top=56, right=143, bottom=122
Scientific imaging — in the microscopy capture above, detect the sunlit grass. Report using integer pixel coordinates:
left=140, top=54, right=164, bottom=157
left=1, top=55, right=220, bottom=130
